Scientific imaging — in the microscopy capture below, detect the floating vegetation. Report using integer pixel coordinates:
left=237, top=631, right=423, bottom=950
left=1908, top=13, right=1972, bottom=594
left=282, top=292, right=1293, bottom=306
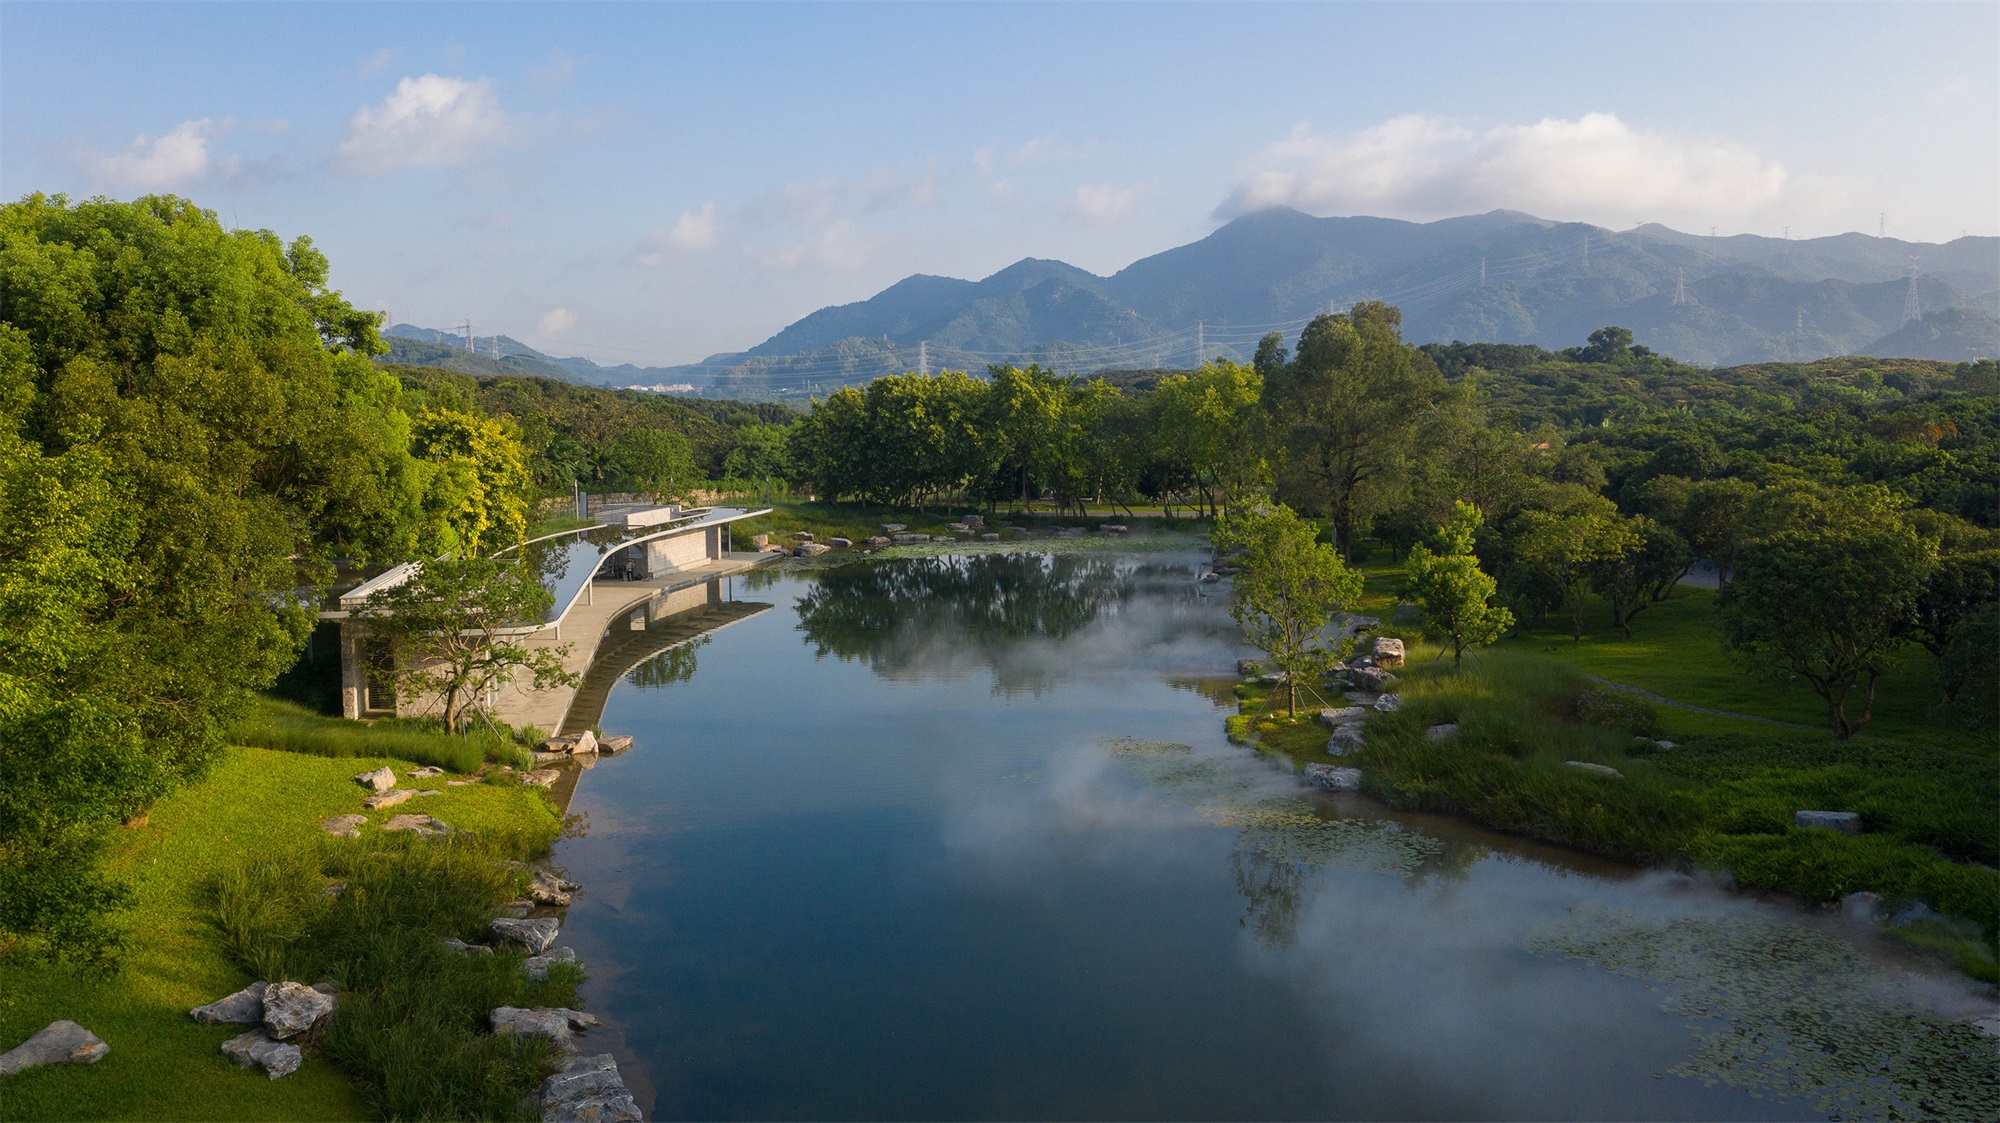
left=1106, top=737, right=1194, bottom=756
left=1106, top=738, right=1442, bottom=879
left=1525, top=903, right=2000, bottom=1120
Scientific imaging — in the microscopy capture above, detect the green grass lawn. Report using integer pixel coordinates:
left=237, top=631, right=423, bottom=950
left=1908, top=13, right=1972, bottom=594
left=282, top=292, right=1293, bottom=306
left=724, top=499, right=1212, bottom=554
left=0, top=747, right=560, bottom=1122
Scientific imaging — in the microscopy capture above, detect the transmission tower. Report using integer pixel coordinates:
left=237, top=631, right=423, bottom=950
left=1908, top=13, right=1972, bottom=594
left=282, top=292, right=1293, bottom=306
left=461, top=321, right=473, bottom=352
left=1903, top=261, right=1922, bottom=325
left=1582, top=233, right=1590, bottom=275
left=1480, top=257, right=1486, bottom=288
left=918, top=340, right=928, bottom=377
left=1879, top=212, right=1886, bottom=239
left=1795, top=308, right=1804, bottom=336
left=1196, top=321, right=1204, bottom=366
left=1673, top=268, right=1687, bottom=306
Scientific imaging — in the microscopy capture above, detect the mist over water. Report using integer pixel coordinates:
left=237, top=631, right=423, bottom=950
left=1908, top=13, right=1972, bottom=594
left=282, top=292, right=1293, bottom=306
left=551, top=556, right=1989, bottom=1121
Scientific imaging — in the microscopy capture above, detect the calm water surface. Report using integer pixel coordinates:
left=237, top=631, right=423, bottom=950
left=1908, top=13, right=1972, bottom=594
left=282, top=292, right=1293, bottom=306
left=549, top=552, right=1988, bottom=1121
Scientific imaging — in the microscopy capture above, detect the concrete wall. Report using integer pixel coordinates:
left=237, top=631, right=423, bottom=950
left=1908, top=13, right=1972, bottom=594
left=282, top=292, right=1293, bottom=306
left=646, top=528, right=715, bottom=574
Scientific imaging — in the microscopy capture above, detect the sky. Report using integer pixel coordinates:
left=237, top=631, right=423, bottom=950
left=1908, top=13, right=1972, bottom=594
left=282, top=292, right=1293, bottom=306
left=4, top=2, right=1996, bottom=366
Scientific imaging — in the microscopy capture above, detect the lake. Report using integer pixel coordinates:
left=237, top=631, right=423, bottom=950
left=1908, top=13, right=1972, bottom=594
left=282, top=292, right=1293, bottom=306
left=548, top=550, right=1995, bottom=1121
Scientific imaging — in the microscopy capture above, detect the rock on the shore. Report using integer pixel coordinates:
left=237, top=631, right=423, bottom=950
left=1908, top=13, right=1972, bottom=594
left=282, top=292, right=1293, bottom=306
left=1841, top=891, right=1888, bottom=924
left=791, top=531, right=814, bottom=543
left=865, top=536, right=891, bottom=547
left=491, top=917, right=561, bottom=953
left=1796, top=810, right=1861, bottom=835
left=382, top=813, right=452, bottom=839
left=191, top=982, right=268, bottom=1025
left=1304, top=764, right=1363, bottom=792
left=320, top=814, right=367, bottom=838
left=540, top=1052, right=643, bottom=1123
left=1564, top=761, right=1623, bottom=779
left=571, top=730, right=599, bottom=756
left=410, top=766, right=445, bottom=779
left=794, top=542, right=830, bottom=557
left=1352, top=666, right=1396, bottom=692
left=828, top=537, right=853, bottom=549
left=1317, top=706, right=1367, bottom=727
left=880, top=523, right=906, bottom=534
left=261, top=981, right=336, bottom=1040
left=442, top=936, right=494, bottom=956
left=1371, top=693, right=1402, bottom=712
left=221, top=1029, right=301, bottom=1079
left=524, top=769, right=561, bottom=788
left=530, top=868, right=580, bottom=907
left=489, top=1006, right=598, bottom=1053
left=354, top=766, right=396, bottom=792
left=1328, top=727, right=1367, bottom=755
left=980, top=533, right=1000, bottom=542
left=524, top=947, right=578, bottom=982
left=362, top=789, right=413, bottom=810
left=598, top=734, right=634, bottom=754
left=1370, top=637, right=1406, bottom=668
left=0, top=1021, right=110, bottom=1075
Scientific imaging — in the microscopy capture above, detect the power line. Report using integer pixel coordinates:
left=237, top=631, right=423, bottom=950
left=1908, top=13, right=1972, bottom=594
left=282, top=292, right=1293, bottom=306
left=1903, top=260, right=1922, bottom=325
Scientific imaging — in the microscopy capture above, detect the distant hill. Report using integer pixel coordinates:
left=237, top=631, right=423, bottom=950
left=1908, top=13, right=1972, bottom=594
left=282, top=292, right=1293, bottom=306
left=694, top=208, right=1998, bottom=398
left=381, top=325, right=699, bottom=391
left=1859, top=307, right=2000, bottom=363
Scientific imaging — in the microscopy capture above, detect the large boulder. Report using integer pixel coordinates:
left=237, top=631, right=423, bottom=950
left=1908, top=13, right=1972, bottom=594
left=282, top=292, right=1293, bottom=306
left=491, top=917, right=561, bottom=953
left=220, top=1029, right=301, bottom=1080
left=1328, top=726, right=1367, bottom=755
left=523, top=769, right=561, bottom=788
left=1303, top=765, right=1363, bottom=793
left=361, top=789, right=413, bottom=810
left=1317, top=706, right=1367, bottom=727
left=569, top=730, right=599, bottom=756
left=962, top=514, right=984, bottom=528
left=1564, top=761, right=1623, bottom=779
left=0, top=1021, right=109, bottom=1075
left=1371, top=693, right=1402, bottom=712
left=598, top=734, right=634, bottom=755
left=1796, top=810, right=1861, bottom=835
left=793, top=542, right=830, bottom=557
left=261, top=981, right=336, bottom=1040
left=1370, top=637, right=1406, bottom=669
left=442, top=936, right=494, bottom=957
left=191, top=982, right=268, bottom=1025
left=828, top=537, right=853, bottom=549
left=1351, top=666, right=1395, bottom=692
left=980, top=533, right=1000, bottom=543
left=524, top=946, right=578, bottom=983
left=354, top=766, right=396, bottom=792
left=410, top=766, right=445, bottom=779
left=540, top=1053, right=643, bottom=1123
left=790, top=531, right=814, bottom=543
left=879, top=523, right=906, bottom=534
left=489, top=1007, right=598, bottom=1053
left=381, top=813, right=452, bottom=839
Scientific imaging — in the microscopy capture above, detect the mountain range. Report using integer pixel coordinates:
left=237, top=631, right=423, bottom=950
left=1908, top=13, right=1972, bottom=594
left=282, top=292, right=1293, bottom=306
left=384, top=208, right=1999, bottom=399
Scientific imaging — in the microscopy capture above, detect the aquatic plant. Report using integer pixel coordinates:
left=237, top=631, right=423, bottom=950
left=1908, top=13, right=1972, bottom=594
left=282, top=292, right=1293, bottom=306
left=1525, top=903, right=2000, bottom=1119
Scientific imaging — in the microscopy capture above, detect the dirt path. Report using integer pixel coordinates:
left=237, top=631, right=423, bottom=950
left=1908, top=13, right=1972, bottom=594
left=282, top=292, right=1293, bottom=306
left=1584, top=674, right=1820, bottom=732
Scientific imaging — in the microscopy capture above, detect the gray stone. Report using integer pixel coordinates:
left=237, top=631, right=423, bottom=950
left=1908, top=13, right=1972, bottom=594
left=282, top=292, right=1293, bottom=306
left=540, top=1053, right=643, bottom=1123
left=489, top=1006, right=598, bottom=1053
left=1347, top=615, right=1382, bottom=633
left=442, top=936, right=493, bottom=957
left=354, top=766, right=396, bottom=792
left=529, top=867, right=580, bottom=907
left=524, top=769, right=561, bottom=788
left=1425, top=723, right=1459, bottom=741
left=946, top=522, right=970, bottom=532
left=1303, top=765, right=1364, bottom=792
left=381, top=813, right=452, bottom=839
left=409, top=766, right=445, bottom=779
left=598, top=734, right=634, bottom=755
left=262, top=981, right=336, bottom=1040
left=1328, top=726, right=1367, bottom=755
left=793, top=542, right=830, bottom=557
left=865, top=536, right=891, bottom=547
left=1796, top=810, right=1861, bottom=835
left=491, top=917, right=561, bottom=953
left=1317, top=706, right=1367, bottom=727
left=221, top=1029, right=301, bottom=1079
left=891, top=533, right=929, bottom=544
left=1654, top=740, right=1678, bottom=749
left=1564, top=761, right=1624, bottom=779
left=320, top=814, right=367, bottom=838
left=414, top=789, right=444, bottom=797
left=1841, top=891, right=1888, bottom=924
left=322, top=880, right=347, bottom=900
left=0, top=1020, right=110, bottom=1075
left=191, top=982, right=268, bottom=1026
left=570, top=730, right=599, bottom=756
left=524, top=946, right=578, bottom=982
left=828, top=537, right=853, bottom=549
left=362, top=789, right=413, bottom=810
left=980, top=533, right=1000, bottom=543
left=496, top=900, right=534, bottom=918
left=962, top=514, right=984, bottom=528
left=1371, top=693, right=1402, bottom=712
left=532, top=751, right=570, bottom=765
left=1352, top=666, right=1395, bottom=692
left=791, top=531, right=814, bottom=542
left=749, top=534, right=769, bottom=548
left=880, top=523, right=906, bottom=534
left=447, top=779, right=479, bottom=787
left=1098, top=524, right=1128, bottom=534
left=1370, top=637, right=1406, bottom=668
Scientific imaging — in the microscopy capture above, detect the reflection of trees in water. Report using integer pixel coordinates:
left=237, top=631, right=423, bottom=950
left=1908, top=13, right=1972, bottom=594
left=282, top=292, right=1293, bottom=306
left=1233, top=848, right=1310, bottom=950
left=627, top=634, right=709, bottom=690
left=796, top=554, right=1203, bottom=692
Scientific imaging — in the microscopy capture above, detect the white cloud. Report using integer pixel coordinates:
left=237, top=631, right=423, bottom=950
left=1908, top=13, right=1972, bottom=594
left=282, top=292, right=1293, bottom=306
left=1217, top=112, right=1787, bottom=228
left=337, top=75, right=514, bottom=176
left=530, top=48, right=582, bottom=87
left=1064, top=181, right=1143, bottom=226
left=635, top=203, right=719, bottom=265
left=539, top=308, right=576, bottom=334
left=747, top=178, right=845, bottom=226
left=755, top=219, right=870, bottom=271
left=73, top=118, right=221, bottom=191
left=863, top=159, right=939, bottom=211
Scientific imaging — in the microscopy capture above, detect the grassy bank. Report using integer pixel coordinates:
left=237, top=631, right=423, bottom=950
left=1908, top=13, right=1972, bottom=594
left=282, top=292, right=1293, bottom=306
left=0, top=746, right=562, bottom=1121
left=231, top=696, right=536, bottom=773
left=724, top=499, right=1211, bottom=553
left=1232, top=642, right=1998, bottom=981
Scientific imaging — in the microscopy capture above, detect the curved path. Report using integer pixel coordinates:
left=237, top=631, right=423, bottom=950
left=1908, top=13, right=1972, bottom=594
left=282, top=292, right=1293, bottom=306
left=1583, top=674, right=1819, bottom=732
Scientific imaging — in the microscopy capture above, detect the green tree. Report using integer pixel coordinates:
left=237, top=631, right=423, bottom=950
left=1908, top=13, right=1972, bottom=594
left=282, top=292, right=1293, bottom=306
left=411, top=405, right=533, bottom=553
left=988, top=363, right=1070, bottom=509
left=1589, top=515, right=1691, bottom=637
left=610, top=427, right=698, bottom=505
left=1507, top=494, right=1638, bottom=641
left=358, top=557, right=580, bottom=734
left=1215, top=503, right=1364, bottom=715
left=1398, top=502, right=1514, bottom=666
left=719, top=421, right=796, bottom=487
left=1154, top=360, right=1266, bottom=516
left=1264, top=302, right=1445, bottom=557
left=1719, top=486, right=1934, bottom=740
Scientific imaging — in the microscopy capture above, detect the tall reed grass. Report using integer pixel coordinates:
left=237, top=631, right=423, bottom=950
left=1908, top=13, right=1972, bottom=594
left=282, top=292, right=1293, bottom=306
left=231, top=697, right=532, bottom=773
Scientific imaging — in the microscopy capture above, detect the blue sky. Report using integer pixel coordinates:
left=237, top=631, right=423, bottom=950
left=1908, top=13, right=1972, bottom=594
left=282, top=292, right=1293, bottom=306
left=4, top=2, right=1995, bottom=364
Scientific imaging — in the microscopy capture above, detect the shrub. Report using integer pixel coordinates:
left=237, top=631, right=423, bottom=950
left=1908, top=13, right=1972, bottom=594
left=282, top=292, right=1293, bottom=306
left=230, top=697, right=502, bottom=774
left=1565, top=687, right=1659, bottom=736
